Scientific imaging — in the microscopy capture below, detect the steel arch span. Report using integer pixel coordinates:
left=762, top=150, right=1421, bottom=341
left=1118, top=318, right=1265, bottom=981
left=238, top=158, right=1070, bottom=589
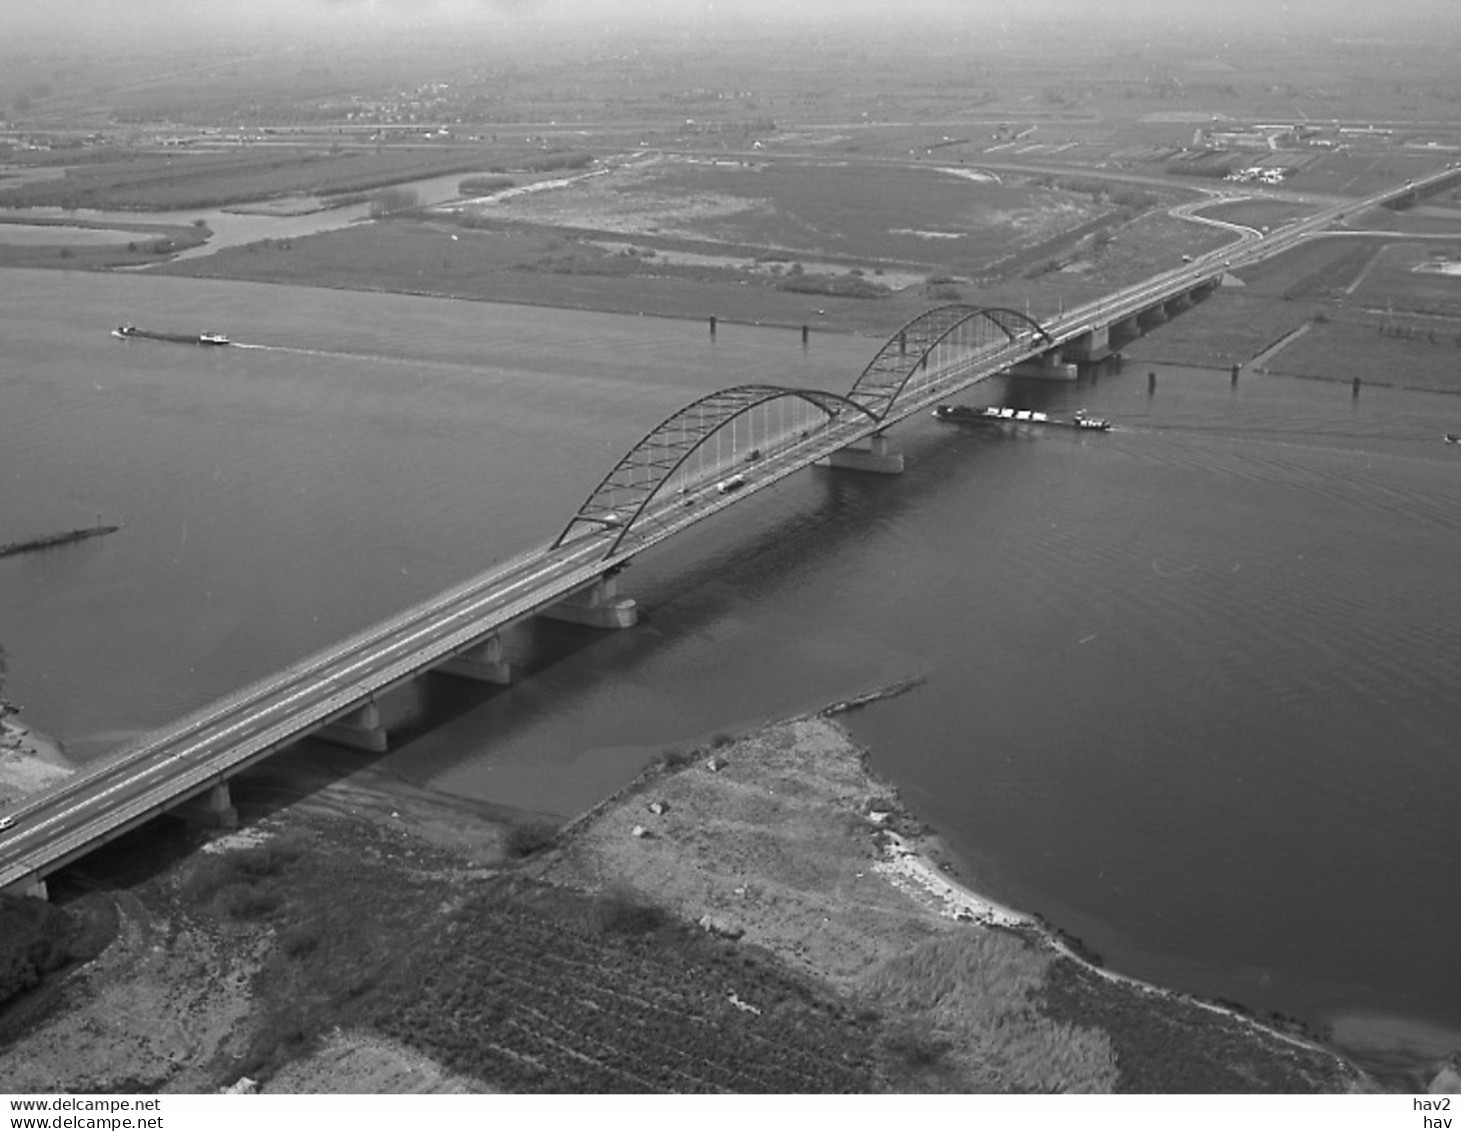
left=552, top=383, right=880, bottom=556
left=846, top=304, right=1054, bottom=420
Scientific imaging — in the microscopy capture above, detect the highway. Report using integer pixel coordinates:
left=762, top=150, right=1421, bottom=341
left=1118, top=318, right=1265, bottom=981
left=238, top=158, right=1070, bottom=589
left=2, top=165, right=1454, bottom=895
left=1042, top=163, right=1461, bottom=346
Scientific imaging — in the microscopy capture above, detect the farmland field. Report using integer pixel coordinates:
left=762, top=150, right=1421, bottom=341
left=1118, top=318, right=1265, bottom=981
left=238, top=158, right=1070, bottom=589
left=1351, top=242, right=1461, bottom=316
left=457, top=157, right=1110, bottom=267
left=0, top=147, right=555, bottom=212
left=362, top=878, right=877, bottom=1093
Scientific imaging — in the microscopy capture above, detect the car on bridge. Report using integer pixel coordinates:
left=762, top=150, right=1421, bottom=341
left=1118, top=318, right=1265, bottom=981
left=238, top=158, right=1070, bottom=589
left=716, top=475, right=747, bottom=494
left=0, top=816, right=16, bottom=833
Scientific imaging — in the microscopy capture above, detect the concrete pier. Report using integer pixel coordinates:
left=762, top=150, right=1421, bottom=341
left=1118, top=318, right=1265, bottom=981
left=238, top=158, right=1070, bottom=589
left=1060, top=325, right=1111, bottom=364
left=817, top=432, right=905, bottom=474
left=317, top=698, right=389, bottom=752
left=1006, top=353, right=1078, bottom=381
left=172, top=781, right=238, bottom=828
left=1138, top=304, right=1169, bottom=330
left=3, top=874, right=48, bottom=900
left=438, top=634, right=512, bottom=684
left=540, top=576, right=638, bottom=629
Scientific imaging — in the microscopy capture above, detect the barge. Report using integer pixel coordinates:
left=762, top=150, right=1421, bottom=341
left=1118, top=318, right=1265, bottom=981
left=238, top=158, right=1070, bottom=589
left=113, top=325, right=229, bottom=346
left=933, top=404, right=1110, bottom=431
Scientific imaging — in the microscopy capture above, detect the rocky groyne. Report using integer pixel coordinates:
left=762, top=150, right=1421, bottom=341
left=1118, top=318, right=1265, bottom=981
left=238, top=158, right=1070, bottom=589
left=0, top=524, right=121, bottom=560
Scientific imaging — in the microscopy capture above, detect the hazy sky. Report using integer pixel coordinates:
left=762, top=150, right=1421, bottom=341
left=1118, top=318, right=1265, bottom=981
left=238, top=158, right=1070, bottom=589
left=3, top=0, right=1458, bottom=44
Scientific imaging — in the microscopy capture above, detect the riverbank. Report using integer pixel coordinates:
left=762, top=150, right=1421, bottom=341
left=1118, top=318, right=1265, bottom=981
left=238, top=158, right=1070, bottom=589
left=0, top=714, right=73, bottom=809
left=0, top=692, right=1367, bottom=1093
left=538, top=706, right=1362, bottom=1092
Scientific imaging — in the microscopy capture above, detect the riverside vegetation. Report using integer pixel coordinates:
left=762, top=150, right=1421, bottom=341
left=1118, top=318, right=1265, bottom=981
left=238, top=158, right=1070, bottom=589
left=0, top=716, right=1365, bottom=1093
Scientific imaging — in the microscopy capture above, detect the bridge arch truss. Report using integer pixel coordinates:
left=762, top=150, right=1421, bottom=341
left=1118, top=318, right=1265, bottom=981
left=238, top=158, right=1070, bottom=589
left=846, top=304, right=1054, bottom=419
left=551, top=383, right=880, bottom=556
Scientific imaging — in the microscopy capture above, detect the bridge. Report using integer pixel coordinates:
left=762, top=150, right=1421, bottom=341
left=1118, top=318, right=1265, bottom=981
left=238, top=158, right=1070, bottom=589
left=2, top=166, right=1456, bottom=899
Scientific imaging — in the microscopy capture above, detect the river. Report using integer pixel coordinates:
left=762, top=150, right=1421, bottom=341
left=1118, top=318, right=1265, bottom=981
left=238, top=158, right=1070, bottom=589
left=1, top=266, right=1458, bottom=1084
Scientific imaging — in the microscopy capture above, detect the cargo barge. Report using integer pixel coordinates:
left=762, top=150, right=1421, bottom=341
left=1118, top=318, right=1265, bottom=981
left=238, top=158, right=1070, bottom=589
left=112, top=325, right=229, bottom=346
left=933, top=404, right=1110, bottom=431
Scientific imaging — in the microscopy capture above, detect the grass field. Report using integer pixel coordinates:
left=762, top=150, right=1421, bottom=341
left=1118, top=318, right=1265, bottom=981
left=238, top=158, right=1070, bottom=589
left=0, top=219, right=210, bottom=269
left=1230, top=237, right=1385, bottom=301
left=105, top=813, right=881, bottom=1092
left=358, top=878, right=878, bottom=1093
left=0, top=146, right=564, bottom=212
left=148, top=218, right=930, bottom=335
left=1038, top=960, right=1356, bottom=1094
left=1261, top=313, right=1461, bottom=392
left=453, top=157, right=1115, bottom=273
left=1350, top=242, right=1461, bottom=317
left=145, top=149, right=1238, bottom=339
left=1119, top=234, right=1461, bottom=392
left=1118, top=289, right=1315, bottom=369
left=1198, top=198, right=1317, bottom=231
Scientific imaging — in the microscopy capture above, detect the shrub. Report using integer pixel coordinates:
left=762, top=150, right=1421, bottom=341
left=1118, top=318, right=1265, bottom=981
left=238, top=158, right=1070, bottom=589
left=518, top=151, right=593, bottom=174
left=279, top=922, right=322, bottom=959
left=504, top=821, right=558, bottom=858
left=882, top=1023, right=952, bottom=1071
left=368, top=187, right=421, bottom=218
left=179, top=834, right=308, bottom=911
left=0, top=895, right=74, bottom=1005
left=658, top=746, right=691, bottom=768
left=216, top=883, right=282, bottom=921
left=777, top=272, right=890, bottom=299
left=457, top=175, right=515, bottom=195
left=592, top=887, right=666, bottom=935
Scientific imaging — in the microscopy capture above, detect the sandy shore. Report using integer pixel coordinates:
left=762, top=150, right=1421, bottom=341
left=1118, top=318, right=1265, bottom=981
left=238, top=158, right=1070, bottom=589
left=0, top=715, right=75, bottom=809
left=539, top=700, right=1362, bottom=1091
left=872, top=828, right=1031, bottom=929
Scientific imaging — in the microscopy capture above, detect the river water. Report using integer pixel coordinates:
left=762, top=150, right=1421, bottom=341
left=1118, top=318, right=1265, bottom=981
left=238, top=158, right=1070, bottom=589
left=1, top=267, right=1458, bottom=1083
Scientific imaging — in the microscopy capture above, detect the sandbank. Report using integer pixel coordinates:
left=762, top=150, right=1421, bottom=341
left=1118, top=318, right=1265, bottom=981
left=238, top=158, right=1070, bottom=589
left=0, top=715, right=75, bottom=809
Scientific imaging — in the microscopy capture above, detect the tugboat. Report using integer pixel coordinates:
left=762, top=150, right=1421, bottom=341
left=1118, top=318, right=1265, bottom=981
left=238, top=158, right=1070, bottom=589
left=1445, top=433, right=1460, bottom=445
left=1071, top=409, right=1112, bottom=431
left=197, top=332, right=230, bottom=346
